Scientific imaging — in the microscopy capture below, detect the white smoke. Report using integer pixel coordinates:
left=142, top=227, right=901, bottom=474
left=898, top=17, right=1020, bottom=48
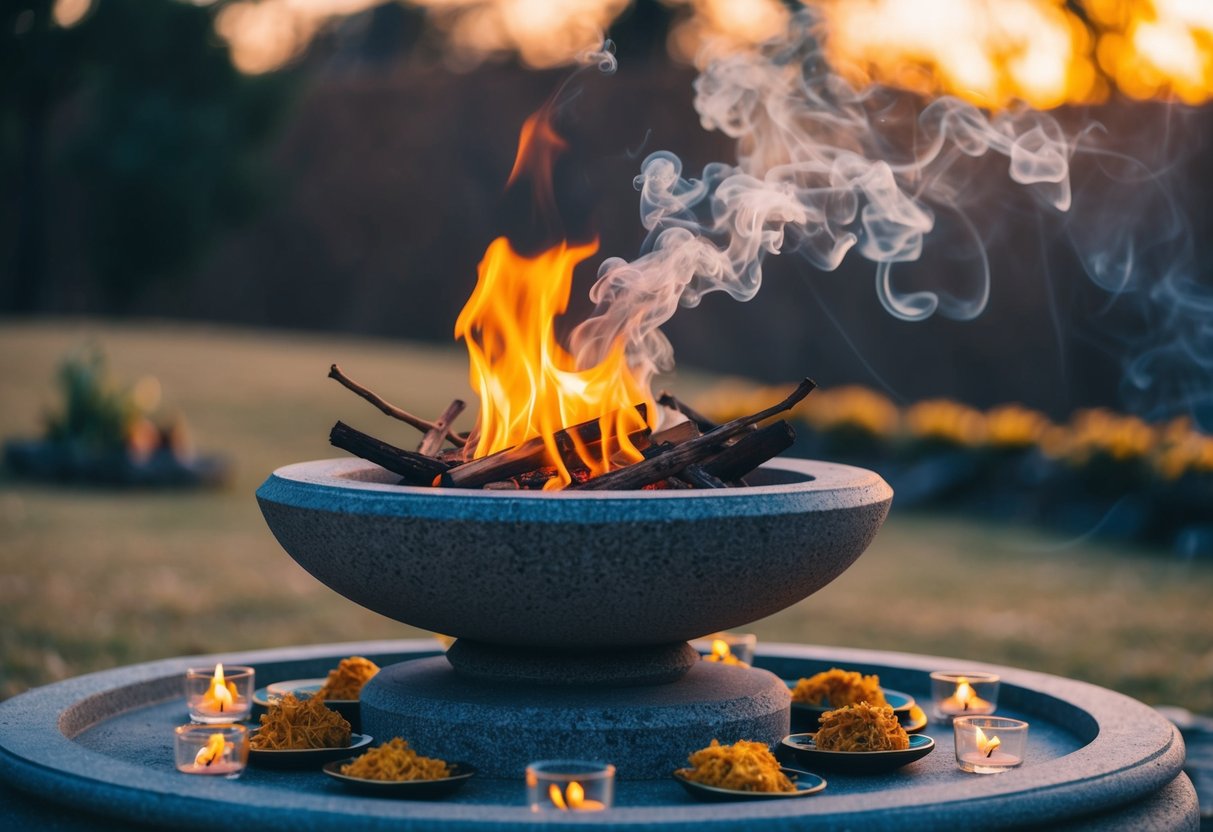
left=569, top=10, right=1087, bottom=405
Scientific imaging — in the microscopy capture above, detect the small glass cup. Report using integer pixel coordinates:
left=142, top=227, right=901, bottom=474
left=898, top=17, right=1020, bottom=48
left=930, top=671, right=999, bottom=721
left=954, top=716, right=1028, bottom=774
left=702, top=632, right=758, bottom=667
left=174, top=724, right=249, bottom=778
left=185, top=664, right=254, bottom=724
left=526, top=760, right=615, bottom=812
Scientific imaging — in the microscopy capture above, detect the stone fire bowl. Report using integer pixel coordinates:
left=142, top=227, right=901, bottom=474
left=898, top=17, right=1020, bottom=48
left=256, top=457, right=892, bottom=649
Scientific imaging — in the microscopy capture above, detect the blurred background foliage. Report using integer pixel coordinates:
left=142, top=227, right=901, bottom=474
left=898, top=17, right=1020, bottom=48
left=2, top=0, right=295, bottom=311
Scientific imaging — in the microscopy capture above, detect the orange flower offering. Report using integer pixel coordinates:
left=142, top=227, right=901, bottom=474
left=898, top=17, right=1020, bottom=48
left=249, top=693, right=351, bottom=750
left=815, top=702, right=910, bottom=752
left=676, top=739, right=794, bottom=793
left=791, top=668, right=887, bottom=708
left=315, top=656, right=380, bottom=701
left=340, top=738, right=450, bottom=781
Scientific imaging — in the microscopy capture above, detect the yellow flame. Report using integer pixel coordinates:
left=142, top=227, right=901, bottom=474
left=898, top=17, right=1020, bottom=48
left=194, top=733, right=228, bottom=767
left=975, top=725, right=1003, bottom=756
left=454, top=238, right=652, bottom=489
left=954, top=678, right=976, bottom=706
left=548, top=780, right=606, bottom=811
left=203, top=663, right=236, bottom=712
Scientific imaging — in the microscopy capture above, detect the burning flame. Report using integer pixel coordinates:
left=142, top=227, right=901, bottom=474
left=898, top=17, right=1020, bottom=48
left=194, top=733, right=228, bottom=767
left=548, top=780, right=605, bottom=811
left=454, top=109, right=653, bottom=490
left=975, top=725, right=1003, bottom=757
left=203, top=663, right=238, bottom=713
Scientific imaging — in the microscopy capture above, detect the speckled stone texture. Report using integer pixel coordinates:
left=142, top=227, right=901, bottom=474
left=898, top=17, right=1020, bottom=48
left=445, top=639, right=699, bottom=686
left=359, top=656, right=791, bottom=779
left=255, top=458, right=893, bottom=648
left=0, top=641, right=1200, bottom=830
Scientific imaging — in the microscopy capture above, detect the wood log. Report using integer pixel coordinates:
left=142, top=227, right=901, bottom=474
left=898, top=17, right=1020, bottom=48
left=329, top=421, right=451, bottom=485
left=700, top=420, right=796, bottom=482
left=418, top=399, right=466, bottom=456
left=329, top=364, right=467, bottom=447
left=679, top=465, right=728, bottom=489
left=439, top=404, right=649, bottom=489
left=649, top=420, right=700, bottom=446
left=572, top=379, right=815, bottom=491
left=657, top=392, right=718, bottom=433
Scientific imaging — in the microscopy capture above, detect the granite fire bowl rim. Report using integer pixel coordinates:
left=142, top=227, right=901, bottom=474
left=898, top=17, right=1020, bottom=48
left=258, top=456, right=892, bottom=522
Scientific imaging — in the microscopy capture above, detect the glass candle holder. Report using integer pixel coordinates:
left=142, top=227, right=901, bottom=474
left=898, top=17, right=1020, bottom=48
left=185, top=664, right=254, bottom=723
left=702, top=632, right=758, bottom=667
left=174, top=724, right=248, bottom=778
left=526, top=760, right=615, bottom=812
left=930, top=671, right=999, bottom=721
left=954, top=716, right=1028, bottom=774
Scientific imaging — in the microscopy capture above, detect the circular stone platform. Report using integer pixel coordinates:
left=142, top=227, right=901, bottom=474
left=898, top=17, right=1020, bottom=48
left=0, top=640, right=1199, bottom=831
left=360, top=656, right=790, bottom=779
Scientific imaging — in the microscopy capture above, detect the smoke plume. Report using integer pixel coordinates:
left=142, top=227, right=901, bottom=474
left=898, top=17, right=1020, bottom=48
left=570, top=9, right=1210, bottom=425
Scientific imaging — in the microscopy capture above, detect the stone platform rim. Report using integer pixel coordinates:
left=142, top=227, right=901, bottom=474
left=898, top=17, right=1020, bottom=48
left=0, top=639, right=1190, bottom=830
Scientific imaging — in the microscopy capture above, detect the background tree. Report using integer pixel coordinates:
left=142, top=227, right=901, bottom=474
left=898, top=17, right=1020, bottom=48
left=1, top=0, right=297, bottom=312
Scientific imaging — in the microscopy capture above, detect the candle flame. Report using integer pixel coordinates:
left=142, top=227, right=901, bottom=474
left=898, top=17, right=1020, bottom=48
left=975, top=725, right=1003, bottom=757
left=194, top=733, right=227, bottom=767
left=548, top=780, right=606, bottom=811
left=704, top=638, right=748, bottom=667
left=204, top=663, right=237, bottom=712
left=955, top=678, right=976, bottom=709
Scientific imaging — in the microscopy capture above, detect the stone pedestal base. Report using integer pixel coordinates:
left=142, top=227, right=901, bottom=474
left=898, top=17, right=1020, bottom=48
left=445, top=639, right=699, bottom=686
left=359, top=656, right=791, bottom=780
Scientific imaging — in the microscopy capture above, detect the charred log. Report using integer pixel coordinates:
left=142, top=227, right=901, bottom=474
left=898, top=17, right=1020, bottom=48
left=329, top=421, right=451, bottom=485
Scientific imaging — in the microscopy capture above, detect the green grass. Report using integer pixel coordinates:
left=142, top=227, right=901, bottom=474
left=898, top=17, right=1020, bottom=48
left=1, top=319, right=1211, bottom=713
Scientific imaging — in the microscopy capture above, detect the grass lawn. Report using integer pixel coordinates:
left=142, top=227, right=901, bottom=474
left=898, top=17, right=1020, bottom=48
left=1, top=319, right=1211, bottom=713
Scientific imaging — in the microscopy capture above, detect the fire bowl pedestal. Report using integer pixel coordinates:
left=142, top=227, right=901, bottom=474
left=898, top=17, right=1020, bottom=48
left=360, top=657, right=791, bottom=779
left=256, top=457, right=892, bottom=777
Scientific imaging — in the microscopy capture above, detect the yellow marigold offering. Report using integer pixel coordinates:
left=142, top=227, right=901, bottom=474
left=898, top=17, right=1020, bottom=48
left=315, top=656, right=380, bottom=701
left=340, top=737, right=451, bottom=781
left=815, top=702, right=910, bottom=752
left=791, top=668, right=887, bottom=708
left=250, top=693, right=351, bottom=750
left=676, top=739, right=794, bottom=793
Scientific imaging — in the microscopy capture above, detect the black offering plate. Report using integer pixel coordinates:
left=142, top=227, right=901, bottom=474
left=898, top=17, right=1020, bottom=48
left=781, top=733, right=935, bottom=774
left=253, top=679, right=361, bottom=732
left=787, top=683, right=917, bottom=732
left=322, top=759, right=476, bottom=798
left=248, top=732, right=373, bottom=770
left=673, top=767, right=827, bottom=802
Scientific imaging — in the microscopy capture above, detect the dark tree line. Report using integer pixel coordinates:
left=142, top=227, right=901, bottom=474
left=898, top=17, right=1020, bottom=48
left=1, top=0, right=297, bottom=312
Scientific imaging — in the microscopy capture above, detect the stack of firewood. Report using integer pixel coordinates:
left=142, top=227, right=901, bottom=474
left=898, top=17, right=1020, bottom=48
left=327, top=364, right=813, bottom=491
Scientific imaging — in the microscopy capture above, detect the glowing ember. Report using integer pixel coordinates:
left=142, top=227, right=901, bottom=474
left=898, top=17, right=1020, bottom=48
left=975, top=725, right=1003, bottom=757
left=194, top=733, right=228, bottom=767
left=548, top=780, right=605, bottom=811
left=453, top=110, right=653, bottom=490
